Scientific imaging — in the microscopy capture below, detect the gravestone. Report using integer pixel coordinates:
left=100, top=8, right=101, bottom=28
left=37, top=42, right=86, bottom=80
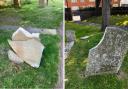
left=65, top=30, right=76, bottom=42
left=65, top=30, right=76, bottom=59
left=85, top=27, right=128, bottom=77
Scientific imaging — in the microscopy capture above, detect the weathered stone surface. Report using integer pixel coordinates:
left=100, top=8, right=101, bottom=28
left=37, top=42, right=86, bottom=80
left=12, top=27, right=40, bottom=41
left=65, top=41, right=74, bottom=59
left=85, top=27, right=128, bottom=77
left=42, top=29, right=57, bottom=35
left=8, top=39, right=44, bottom=68
left=66, top=30, right=76, bottom=42
left=8, top=50, right=24, bottom=64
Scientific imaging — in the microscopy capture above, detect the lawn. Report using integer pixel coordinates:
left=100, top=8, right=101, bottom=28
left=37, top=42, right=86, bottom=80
left=86, top=15, right=128, bottom=26
left=65, top=22, right=128, bottom=89
left=0, top=30, right=60, bottom=88
left=0, top=0, right=63, bottom=29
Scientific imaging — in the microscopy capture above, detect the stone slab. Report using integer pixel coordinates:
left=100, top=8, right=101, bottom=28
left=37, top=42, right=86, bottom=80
left=8, top=39, right=44, bottom=68
left=85, top=27, right=128, bottom=77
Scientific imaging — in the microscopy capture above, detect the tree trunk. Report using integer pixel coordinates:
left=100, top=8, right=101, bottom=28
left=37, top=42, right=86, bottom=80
left=118, top=0, right=121, bottom=7
left=95, top=0, right=101, bottom=16
left=101, top=0, right=110, bottom=31
left=13, top=0, right=21, bottom=8
left=25, top=0, right=31, bottom=4
left=39, top=0, right=48, bottom=7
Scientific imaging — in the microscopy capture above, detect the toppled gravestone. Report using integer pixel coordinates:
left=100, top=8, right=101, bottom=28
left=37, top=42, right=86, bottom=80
left=85, top=27, right=128, bottom=77
left=8, top=27, right=45, bottom=68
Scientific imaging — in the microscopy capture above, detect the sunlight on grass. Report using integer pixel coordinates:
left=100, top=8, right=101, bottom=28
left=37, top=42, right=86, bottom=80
left=86, top=15, right=128, bottom=26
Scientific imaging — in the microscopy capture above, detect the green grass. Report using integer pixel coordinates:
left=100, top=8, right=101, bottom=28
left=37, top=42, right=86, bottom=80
left=65, top=22, right=100, bottom=38
left=86, top=15, right=128, bottom=26
left=0, top=30, right=60, bottom=88
left=65, top=22, right=128, bottom=89
left=0, top=0, right=63, bottom=29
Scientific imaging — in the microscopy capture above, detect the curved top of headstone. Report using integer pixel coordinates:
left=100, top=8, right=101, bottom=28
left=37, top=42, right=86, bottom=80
left=85, top=27, right=128, bottom=77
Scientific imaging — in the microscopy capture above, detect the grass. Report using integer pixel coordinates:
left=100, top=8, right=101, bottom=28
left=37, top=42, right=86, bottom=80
left=0, top=30, right=60, bottom=88
left=65, top=22, right=128, bottom=89
left=65, top=22, right=100, bottom=38
left=86, top=15, right=128, bottom=26
left=0, top=0, right=63, bottom=29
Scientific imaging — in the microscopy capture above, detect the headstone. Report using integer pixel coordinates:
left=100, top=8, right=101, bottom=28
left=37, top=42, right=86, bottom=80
left=85, top=27, right=128, bottom=77
left=66, top=30, right=76, bottom=42
left=65, top=41, right=74, bottom=59
left=65, top=30, right=76, bottom=59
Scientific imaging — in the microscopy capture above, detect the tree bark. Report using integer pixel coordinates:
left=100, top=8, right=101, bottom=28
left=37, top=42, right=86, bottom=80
left=101, top=0, right=111, bottom=31
left=13, top=0, right=21, bottom=8
left=118, top=0, right=121, bottom=7
left=95, top=0, right=101, bottom=16
left=39, top=0, right=48, bottom=7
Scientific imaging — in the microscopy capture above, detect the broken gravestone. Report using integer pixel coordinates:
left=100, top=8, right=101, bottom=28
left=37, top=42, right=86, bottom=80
left=8, top=27, right=44, bottom=68
left=65, top=30, right=76, bottom=42
left=65, top=30, right=76, bottom=59
left=85, top=27, right=128, bottom=77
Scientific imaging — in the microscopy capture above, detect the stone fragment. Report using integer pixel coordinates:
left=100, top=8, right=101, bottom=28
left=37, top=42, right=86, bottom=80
left=12, top=27, right=40, bottom=41
left=8, top=39, right=44, bottom=68
left=8, top=50, right=24, bottom=64
left=80, top=36, right=90, bottom=40
left=85, top=27, right=128, bottom=77
left=42, top=29, right=57, bottom=35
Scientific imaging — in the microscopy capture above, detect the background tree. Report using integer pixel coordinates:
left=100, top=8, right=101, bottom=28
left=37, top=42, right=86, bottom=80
left=13, top=0, right=21, bottom=8
left=39, top=0, right=48, bottom=7
left=101, top=0, right=111, bottom=31
left=95, top=0, right=101, bottom=15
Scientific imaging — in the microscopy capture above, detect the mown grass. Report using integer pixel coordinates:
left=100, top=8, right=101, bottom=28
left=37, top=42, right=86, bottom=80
left=65, top=22, right=100, bottom=38
left=0, top=30, right=60, bottom=88
left=86, top=15, right=128, bottom=26
left=65, top=22, right=128, bottom=89
left=0, top=0, right=63, bottom=28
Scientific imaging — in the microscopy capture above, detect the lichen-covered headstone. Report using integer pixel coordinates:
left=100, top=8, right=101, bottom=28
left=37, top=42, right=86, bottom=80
left=66, top=30, right=76, bottom=42
left=65, top=30, right=76, bottom=59
left=85, top=27, right=128, bottom=77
